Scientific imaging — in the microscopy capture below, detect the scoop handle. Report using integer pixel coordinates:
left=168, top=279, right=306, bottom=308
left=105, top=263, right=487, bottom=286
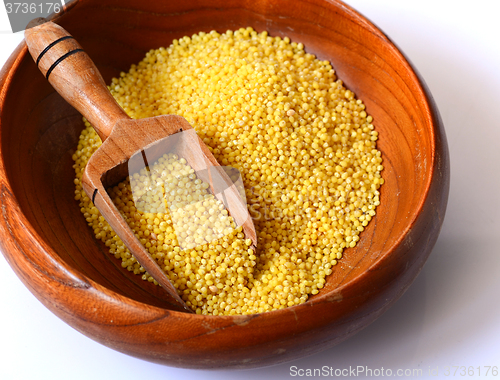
left=24, top=19, right=129, bottom=141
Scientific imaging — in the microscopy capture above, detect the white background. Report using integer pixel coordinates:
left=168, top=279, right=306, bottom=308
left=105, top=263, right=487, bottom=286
left=1, top=0, right=499, bottom=379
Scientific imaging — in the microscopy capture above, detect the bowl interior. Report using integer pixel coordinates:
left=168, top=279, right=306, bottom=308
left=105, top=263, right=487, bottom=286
left=1, top=0, right=433, bottom=310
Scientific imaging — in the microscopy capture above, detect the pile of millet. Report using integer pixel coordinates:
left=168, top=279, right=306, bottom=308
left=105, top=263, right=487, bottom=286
left=72, top=27, right=384, bottom=315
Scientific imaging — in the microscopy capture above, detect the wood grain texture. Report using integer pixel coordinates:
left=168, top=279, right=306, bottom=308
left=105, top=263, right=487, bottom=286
left=0, top=0, right=450, bottom=369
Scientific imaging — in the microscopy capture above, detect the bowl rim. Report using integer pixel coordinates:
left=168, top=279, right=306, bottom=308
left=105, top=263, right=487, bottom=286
left=0, top=0, right=448, bottom=324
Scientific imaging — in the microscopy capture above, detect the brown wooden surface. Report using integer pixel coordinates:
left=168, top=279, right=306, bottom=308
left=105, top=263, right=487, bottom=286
left=0, top=0, right=450, bottom=369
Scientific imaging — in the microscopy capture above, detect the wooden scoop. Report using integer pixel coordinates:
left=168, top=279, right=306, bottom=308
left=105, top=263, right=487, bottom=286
left=25, top=20, right=257, bottom=313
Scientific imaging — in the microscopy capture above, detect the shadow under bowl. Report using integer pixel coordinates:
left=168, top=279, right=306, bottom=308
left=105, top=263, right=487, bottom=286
left=0, top=0, right=449, bottom=369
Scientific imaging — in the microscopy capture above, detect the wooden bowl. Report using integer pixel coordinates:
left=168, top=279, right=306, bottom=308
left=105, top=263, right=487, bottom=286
left=0, top=0, right=449, bottom=369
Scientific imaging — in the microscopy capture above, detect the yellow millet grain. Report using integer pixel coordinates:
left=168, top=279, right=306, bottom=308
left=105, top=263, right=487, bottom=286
left=72, top=27, right=384, bottom=315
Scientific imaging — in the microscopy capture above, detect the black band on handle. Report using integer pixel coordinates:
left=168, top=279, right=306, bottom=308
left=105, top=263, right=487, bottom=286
left=36, top=35, right=74, bottom=66
left=92, top=188, right=98, bottom=204
left=45, top=48, right=84, bottom=80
